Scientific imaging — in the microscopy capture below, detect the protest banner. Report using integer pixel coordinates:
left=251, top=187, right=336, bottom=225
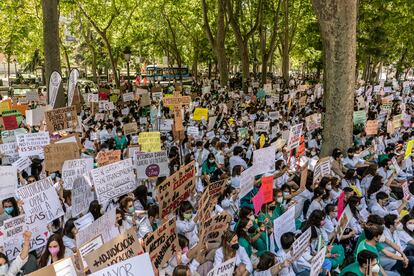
left=138, top=132, right=161, bottom=152
left=3, top=115, right=18, bottom=130
left=72, top=176, right=94, bottom=217
left=0, top=142, right=18, bottom=157
left=287, top=123, right=303, bottom=150
left=122, top=92, right=135, bottom=102
left=402, top=182, right=411, bottom=199
left=16, top=177, right=64, bottom=223
left=143, top=218, right=179, bottom=270
left=199, top=212, right=232, bottom=248
left=196, top=179, right=227, bottom=223
left=353, top=110, right=367, bottom=125
left=163, top=95, right=191, bottom=106
left=405, top=140, right=414, bottom=159
left=26, top=106, right=51, bottom=126
left=253, top=145, right=276, bottom=175
left=187, top=126, right=200, bottom=137
left=0, top=166, right=17, bottom=200
left=239, top=165, right=260, bottom=199
left=310, top=247, right=327, bottom=276
left=206, top=257, right=236, bottom=276
left=274, top=205, right=296, bottom=250
left=91, top=158, right=136, bottom=204
left=365, top=120, right=378, bottom=135
left=156, top=161, right=195, bottom=218
left=2, top=128, right=27, bottom=143
left=84, top=227, right=145, bottom=273
left=12, top=156, right=32, bottom=171
left=67, top=69, right=79, bottom=106
left=392, top=114, right=403, bottom=129
left=134, top=151, right=169, bottom=178
left=96, top=150, right=121, bottom=167
left=45, top=106, right=78, bottom=133
left=140, top=92, right=151, bottom=106
left=3, top=214, right=50, bottom=261
left=391, top=157, right=402, bottom=175
left=44, top=142, right=79, bottom=172
left=208, top=116, right=217, bottom=131
left=53, top=133, right=82, bottom=148
left=193, top=107, right=209, bottom=121
left=89, top=253, right=154, bottom=276
left=291, top=227, right=312, bottom=261
left=74, top=213, right=94, bottom=231
left=49, top=71, right=62, bottom=108
left=255, top=121, right=270, bottom=133
left=313, top=157, right=331, bottom=184
left=62, top=158, right=94, bottom=189
left=151, top=91, right=163, bottom=101
left=123, top=122, right=138, bottom=136
left=335, top=205, right=352, bottom=240
left=76, top=208, right=119, bottom=247
left=252, top=189, right=264, bottom=215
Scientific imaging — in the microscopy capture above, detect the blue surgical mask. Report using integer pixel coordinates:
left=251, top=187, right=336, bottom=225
left=4, top=207, right=14, bottom=215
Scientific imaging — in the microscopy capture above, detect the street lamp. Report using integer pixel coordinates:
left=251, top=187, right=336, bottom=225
left=123, top=46, right=132, bottom=92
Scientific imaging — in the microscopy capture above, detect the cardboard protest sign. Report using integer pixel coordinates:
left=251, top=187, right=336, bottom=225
left=122, top=92, right=135, bottom=102
left=62, top=158, right=94, bottom=189
left=72, top=176, right=94, bottom=217
left=76, top=208, right=119, bottom=247
left=310, top=247, right=327, bottom=276
left=313, top=157, right=331, bottom=184
left=206, top=257, right=236, bottom=276
left=44, top=142, right=79, bottom=172
left=16, top=177, right=64, bottom=223
left=335, top=205, right=352, bottom=240
left=91, top=158, right=136, bottom=204
left=140, top=92, right=151, bottom=106
left=123, top=122, right=138, bottom=136
left=28, top=257, right=77, bottom=276
left=255, top=121, right=270, bottom=133
left=199, top=212, right=232, bottom=248
left=163, top=95, right=191, bottom=106
left=138, top=132, right=161, bottom=152
left=193, top=108, right=209, bottom=121
left=287, top=123, right=303, bottom=150
left=196, top=179, right=227, bottom=223
left=365, top=120, right=378, bottom=135
left=253, top=145, right=276, bottom=175
left=291, top=227, right=312, bottom=261
left=79, top=235, right=104, bottom=270
left=89, top=253, right=154, bottom=276
left=353, top=110, right=367, bottom=125
left=87, top=93, right=99, bottom=103
left=134, top=151, right=169, bottom=178
left=3, top=214, right=50, bottom=261
left=53, top=133, right=82, bottom=148
left=84, top=227, right=145, bottom=273
left=156, top=161, right=195, bottom=217
left=159, top=119, right=173, bottom=132
left=45, top=106, right=78, bottom=133
left=96, top=150, right=121, bottom=167
left=143, top=218, right=179, bottom=270
left=12, top=156, right=32, bottom=172
left=274, top=205, right=296, bottom=250
left=392, top=114, right=403, bottom=129
left=0, top=166, right=17, bottom=200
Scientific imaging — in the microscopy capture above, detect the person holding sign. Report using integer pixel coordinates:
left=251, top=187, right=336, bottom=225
left=0, top=231, right=31, bottom=276
left=213, top=230, right=253, bottom=274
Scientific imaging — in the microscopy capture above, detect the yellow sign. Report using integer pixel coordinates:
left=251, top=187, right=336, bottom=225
left=405, top=140, right=414, bottom=160
left=259, top=134, right=265, bottom=148
left=0, top=100, right=11, bottom=114
left=193, top=108, right=208, bottom=121
left=138, top=132, right=161, bottom=152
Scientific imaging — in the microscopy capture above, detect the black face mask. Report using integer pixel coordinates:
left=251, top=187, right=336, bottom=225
left=117, top=219, right=123, bottom=226
left=248, top=226, right=256, bottom=234
left=231, top=243, right=239, bottom=250
left=269, top=205, right=276, bottom=211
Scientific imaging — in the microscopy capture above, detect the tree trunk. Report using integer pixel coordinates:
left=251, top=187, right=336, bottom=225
left=240, top=44, right=250, bottom=91
left=7, top=56, right=10, bottom=78
left=311, top=0, right=357, bottom=156
left=192, top=44, right=199, bottom=81
left=282, top=0, right=290, bottom=84
left=102, top=35, right=119, bottom=88
left=396, top=48, right=407, bottom=81
left=63, top=45, right=71, bottom=76
left=42, top=0, right=65, bottom=108
left=91, top=47, right=98, bottom=83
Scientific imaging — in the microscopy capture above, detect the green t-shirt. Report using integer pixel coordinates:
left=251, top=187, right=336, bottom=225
left=340, top=262, right=364, bottom=276
left=356, top=240, right=384, bottom=263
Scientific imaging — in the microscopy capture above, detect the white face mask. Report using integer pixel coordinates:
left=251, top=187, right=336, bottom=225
left=326, top=184, right=332, bottom=191
left=396, top=223, right=404, bottom=231
left=407, top=224, right=414, bottom=232
left=0, top=264, right=8, bottom=275
left=277, top=197, right=283, bottom=204
left=379, top=234, right=386, bottom=242
left=371, top=264, right=380, bottom=273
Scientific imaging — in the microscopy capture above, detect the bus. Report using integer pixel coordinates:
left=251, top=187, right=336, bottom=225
left=146, top=65, right=190, bottom=81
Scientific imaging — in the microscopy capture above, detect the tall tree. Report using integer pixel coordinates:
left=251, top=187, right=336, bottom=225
left=202, top=0, right=229, bottom=87
left=311, top=0, right=357, bottom=156
left=42, top=0, right=65, bottom=107
left=226, top=0, right=262, bottom=92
